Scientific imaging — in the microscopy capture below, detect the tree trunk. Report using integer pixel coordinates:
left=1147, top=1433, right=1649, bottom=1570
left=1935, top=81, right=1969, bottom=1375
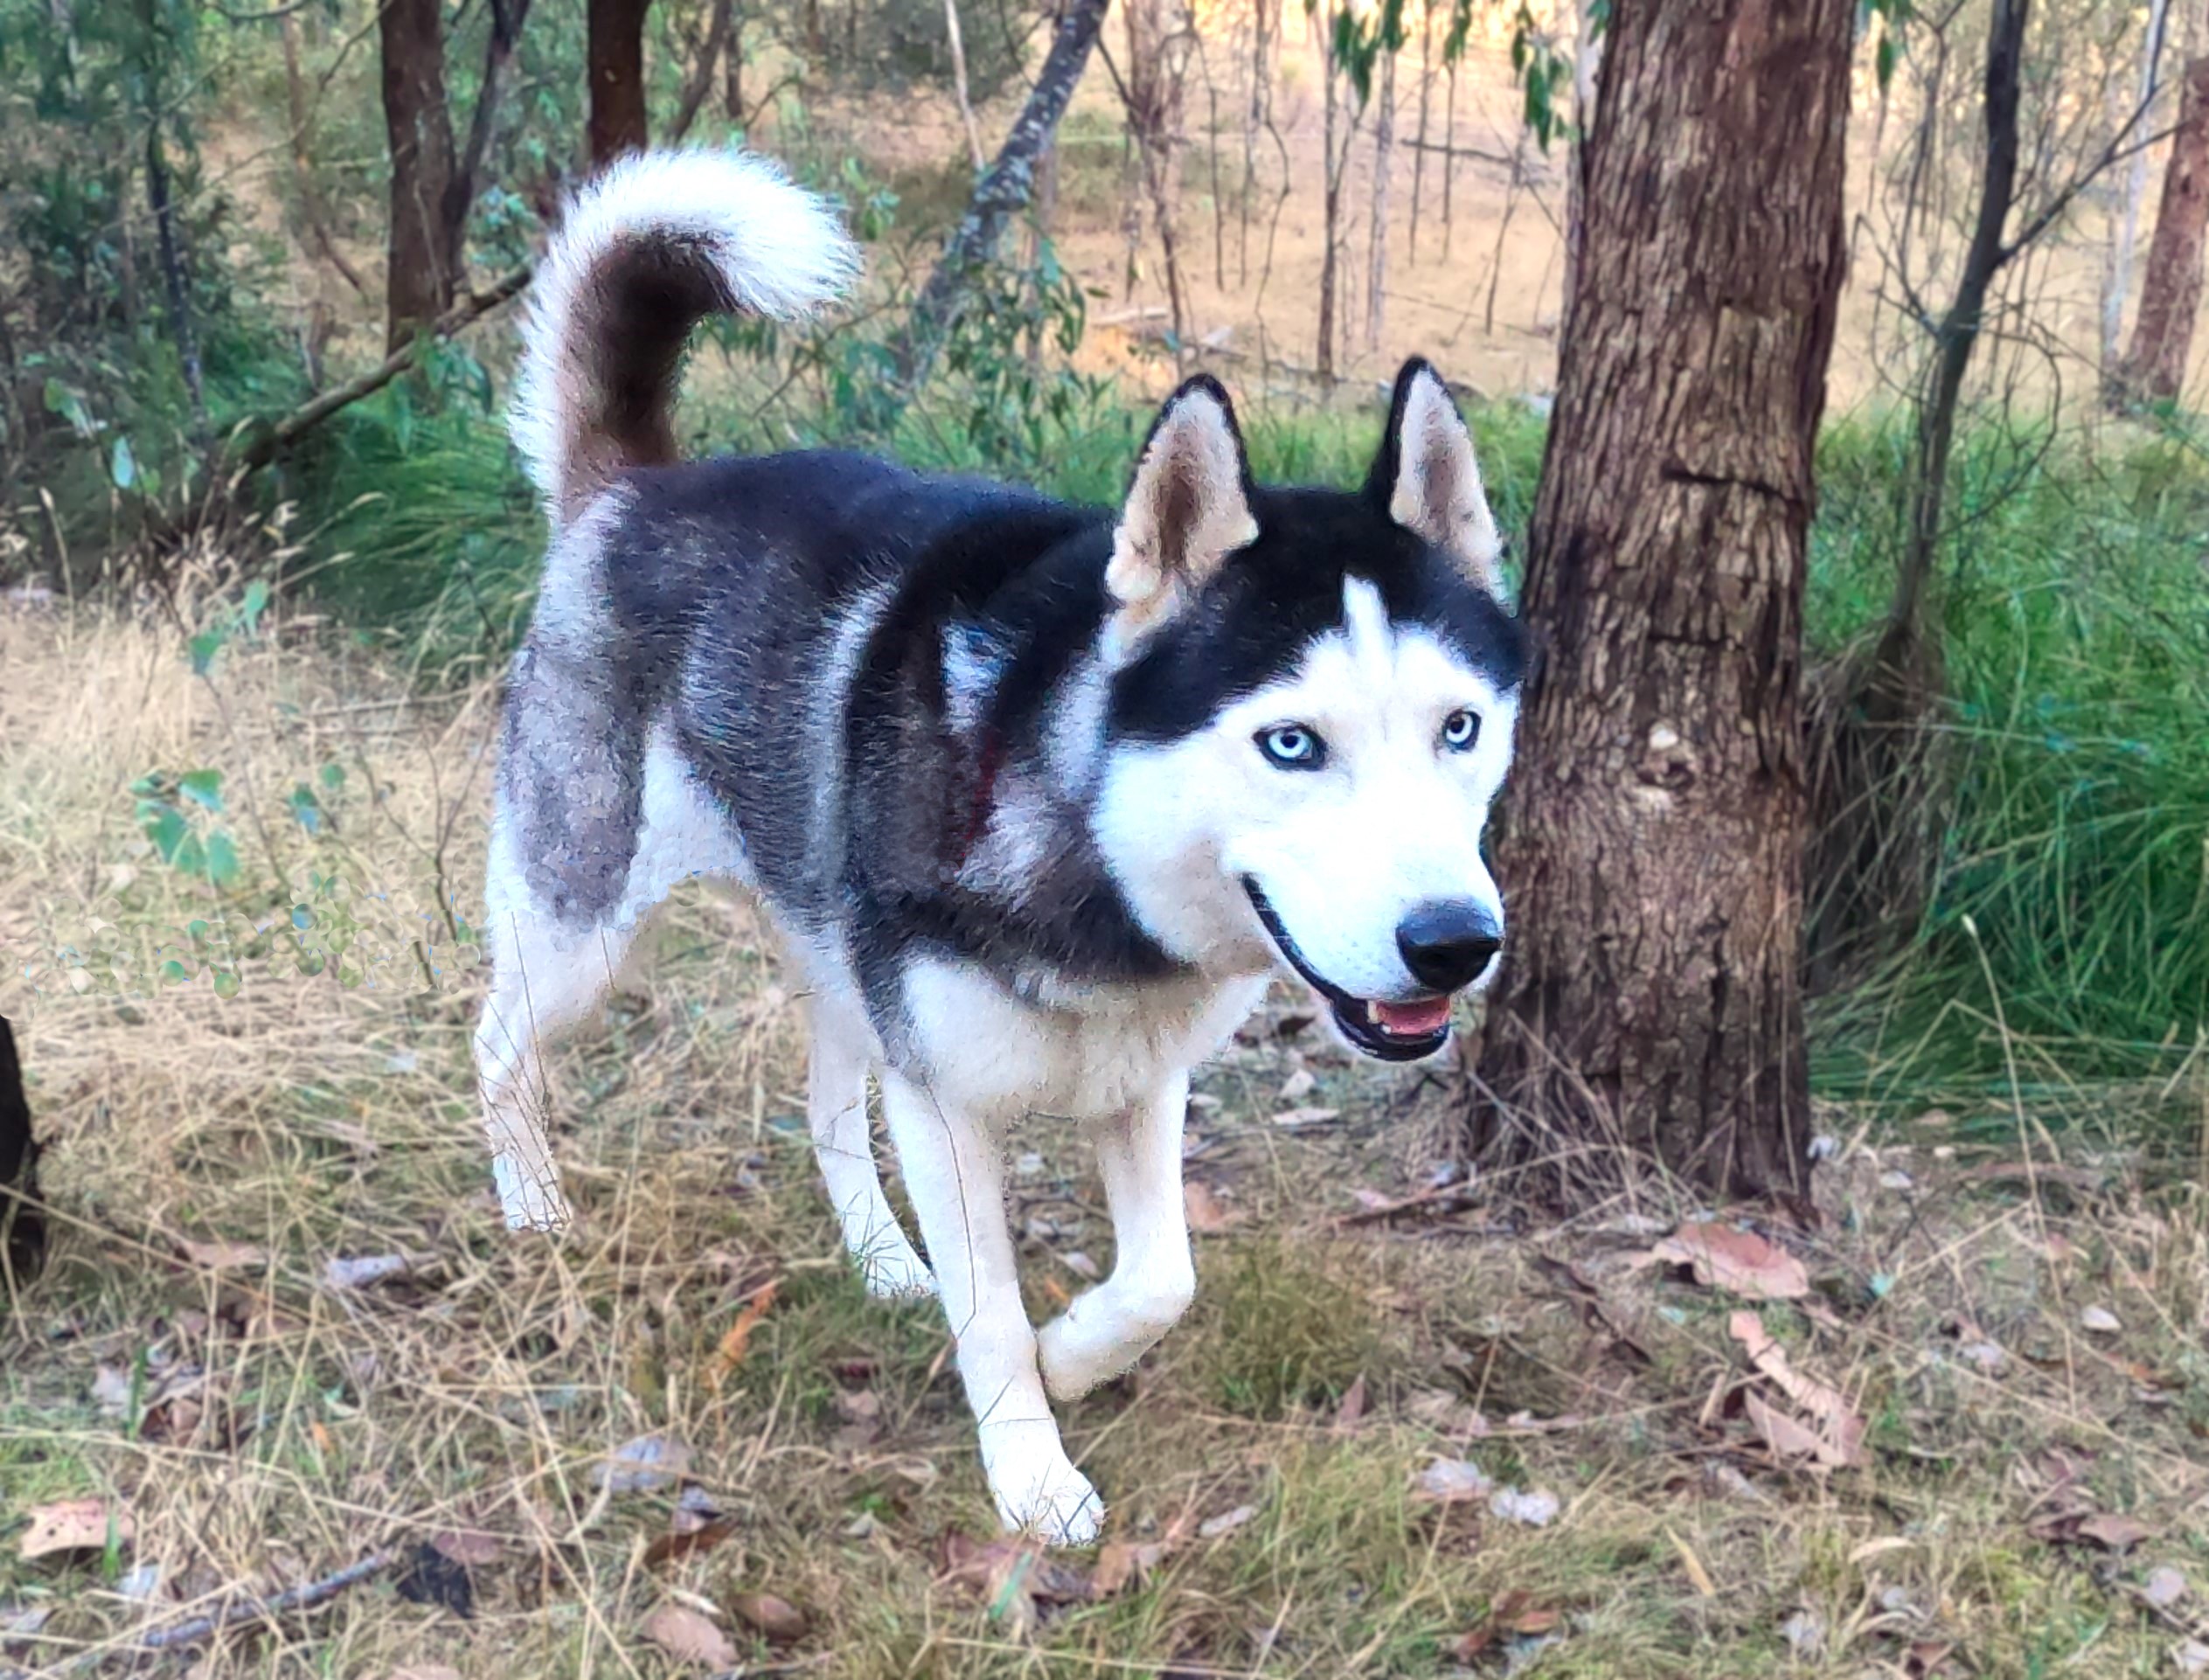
left=379, top=0, right=463, bottom=351
left=2116, top=51, right=2209, bottom=404
left=451, top=0, right=532, bottom=242
left=1317, top=22, right=1340, bottom=378
left=891, top=0, right=1112, bottom=390
left=145, top=121, right=206, bottom=420
left=726, top=0, right=746, bottom=121
left=589, top=0, right=654, bottom=168
left=1365, top=45, right=1394, bottom=353
left=1409, top=3, right=1434, bottom=260
left=1466, top=0, right=1852, bottom=1201
left=944, top=0, right=986, bottom=171
left=2101, top=0, right=2174, bottom=379
left=671, top=0, right=733, bottom=140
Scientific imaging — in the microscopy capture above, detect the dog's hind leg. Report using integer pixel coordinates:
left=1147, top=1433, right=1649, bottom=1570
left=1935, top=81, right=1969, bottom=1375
left=806, top=993, right=934, bottom=1299
left=879, top=1067, right=1102, bottom=1546
left=1035, top=1072, right=1197, bottom=1400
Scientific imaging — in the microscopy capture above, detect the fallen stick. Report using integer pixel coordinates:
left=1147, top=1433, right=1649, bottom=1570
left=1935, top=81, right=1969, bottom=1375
left=139, top=1551, right=399, bottom=1651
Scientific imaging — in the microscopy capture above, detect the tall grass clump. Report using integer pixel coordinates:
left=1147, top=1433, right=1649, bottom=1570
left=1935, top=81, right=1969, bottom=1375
left=1807, top=416, right=2209, bottom=1098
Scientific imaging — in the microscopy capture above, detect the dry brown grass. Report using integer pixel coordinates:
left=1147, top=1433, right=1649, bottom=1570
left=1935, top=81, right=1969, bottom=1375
left=3, top=596, right=2208, bottom=1678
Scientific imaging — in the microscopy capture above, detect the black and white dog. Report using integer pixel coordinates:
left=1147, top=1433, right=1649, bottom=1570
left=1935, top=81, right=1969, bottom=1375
left=476, top=149, right=1524, bottom=1544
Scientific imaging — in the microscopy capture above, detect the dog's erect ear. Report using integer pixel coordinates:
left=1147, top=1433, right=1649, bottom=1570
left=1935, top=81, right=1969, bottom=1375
left=1369, top=358, right=1504, bottom=594
left=1106, top=375, right=1259, bottom=655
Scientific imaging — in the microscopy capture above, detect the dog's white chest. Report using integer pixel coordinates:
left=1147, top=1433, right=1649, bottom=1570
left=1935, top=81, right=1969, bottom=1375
left=899, top=960, right=1268, bottom=1123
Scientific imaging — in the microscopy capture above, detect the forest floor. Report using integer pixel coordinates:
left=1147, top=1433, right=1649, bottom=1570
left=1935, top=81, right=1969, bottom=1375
left=3, top=600, right=2208, bottom=1678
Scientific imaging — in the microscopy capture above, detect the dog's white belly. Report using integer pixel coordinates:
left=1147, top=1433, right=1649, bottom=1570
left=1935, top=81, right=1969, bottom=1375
left=900, top=959, right=1268, bottom=1123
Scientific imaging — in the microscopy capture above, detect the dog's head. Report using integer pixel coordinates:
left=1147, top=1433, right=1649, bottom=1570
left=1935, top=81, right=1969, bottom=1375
left=1094, top=360, right=1525, bottom=1062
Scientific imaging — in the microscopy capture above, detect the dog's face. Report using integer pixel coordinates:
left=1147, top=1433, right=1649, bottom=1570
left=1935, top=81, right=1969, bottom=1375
left=1094, top=361, right=1525, bottom=1062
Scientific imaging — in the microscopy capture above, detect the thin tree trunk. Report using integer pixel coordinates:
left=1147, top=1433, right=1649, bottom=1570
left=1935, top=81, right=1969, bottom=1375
left=1878, top=0, right=2027, bottom=698
left=588, top=0, right=654, bottom=168
left=281, top=10, right=369, bottom=295
left=892, top=0, right=1113, bottom=390
left=944, top=0, right=986, bottom=171
left=451, top=0, right=532, bottom=238
left=379, top=0, right=463, bottom=350
left=1410, top=1, right=1434, bottom=260
left=1365, top=45, right=1394, bottom=352
left=726, top=0, right=746, bottom=121
left=671, top=0, right=733, bottom=140
left=1441, top=53, right=1456, bottom=259
left=1317, top=18, right=1339, bottom=378
left=145, top=121, right=205, bottom=420
left=2102, top=0, right=2174, bottom=376
left=2118, top=51, right=2209, bottom=401
left=1468, top=0, right=1853, bottom=1201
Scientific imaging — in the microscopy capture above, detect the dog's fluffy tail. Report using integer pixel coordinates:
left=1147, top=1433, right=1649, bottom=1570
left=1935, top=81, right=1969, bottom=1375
left=511, top=149, right=858, bottom=524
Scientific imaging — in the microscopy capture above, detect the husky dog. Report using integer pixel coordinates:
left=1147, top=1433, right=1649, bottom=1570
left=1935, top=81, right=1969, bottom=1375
left=475, top=149, right=1524, bottom=1545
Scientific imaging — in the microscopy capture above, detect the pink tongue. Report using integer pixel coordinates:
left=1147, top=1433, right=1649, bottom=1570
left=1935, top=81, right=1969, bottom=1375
left=1370, top=996, right=1453, bottom=1037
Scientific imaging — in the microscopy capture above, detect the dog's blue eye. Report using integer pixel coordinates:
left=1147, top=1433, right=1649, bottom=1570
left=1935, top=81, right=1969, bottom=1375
left=1258, top=725, right=1324, bottom=769
left=1442, top=709, right=1481, bottom=752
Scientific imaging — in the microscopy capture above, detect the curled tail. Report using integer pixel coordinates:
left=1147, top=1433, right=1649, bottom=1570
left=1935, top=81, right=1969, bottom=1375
left=511, top=149, right=859, bottom=525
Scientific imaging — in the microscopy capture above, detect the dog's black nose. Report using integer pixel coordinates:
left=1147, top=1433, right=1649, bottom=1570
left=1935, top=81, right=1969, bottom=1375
left=1396, top=901, right=1503, bottom=992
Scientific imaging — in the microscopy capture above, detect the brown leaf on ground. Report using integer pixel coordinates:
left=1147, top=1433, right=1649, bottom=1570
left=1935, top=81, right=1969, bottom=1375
left=1197, top=1503, right=1258, bottom=1539
left=389, top=1668, right=463, bottom=1680
left=731, top=1590, right=809, bottom=1642
left=1091, top=1509, right=1198, bottom=1597
left=643, top=1517, right=739, bottom=1568
left=937, top=1530, right=1094, bottom=1631
left=1645, top=1223, right=1810, bottom=1300
left=19, top=1497, right=133, bottom=1559
left=1743, top=1389, right=1857, bottom=1471
left=1183, top=1181, right=1241, bottom=1234
left=176, top=1236, right=266, bottom=1271
left=2075, top=1512, right=2152, bottom=1552
left=1332, top=1372, right=1368, bottom=1434
left=1728, top=1310, right=1865, bottom=1468
left=428, top=1529, right=504, bottom=1565
left=1450, top=1589, right=1565, bottom=1660
left=640, top=1602, right=738, bottom=1667
left=708, top=1279, right=781, bottom=1391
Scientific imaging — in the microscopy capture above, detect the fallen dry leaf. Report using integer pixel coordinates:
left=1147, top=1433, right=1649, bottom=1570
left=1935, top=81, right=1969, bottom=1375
left=176, top=1236, right=266, bottom=1271
left=2176, top=1638, right=2209, bottom=1676
left=1332, top=1372, right=1368, bottom=1434
left=428, top=1529, right=504, bottom=1566
left=1647, top=1223, right=1810, bottom=1301
left=936, top=1531, right=1094, bottom=1634
left=1669, top=1529, right=1717, bottom=1597
left=1279, top=1066, right=1316, bottom=1101
left=1271, top=1106, right=1341, bottom=1128
left=595, top=1433, right=692, bottom=1495
left=1742, top=1388, right=1855, bottom=1470
left=388, top=1668, right=464, bottom=1680
left=19, top=1498, right=133, bottom=1559
left=2080, top=1305, right=2122, bottom=1334
left=1728, top=1310, right=1866, bottom=1468
left=708, top=1279, right=780, bottom=1391
left=1412, top=1458, right=1494, bottom=1504
left=640, top=1602, right=738, bottom=1667
left=731, top=1590, right=808, bottom=1643
left=2075, top=1512, right=2152, bottom=1552
left=643, top=1518, right=739, bottom=1568
left=1450, top=1589, right=1565, bottom=1660
left=1183, top=1181, right=1240, bottom=1234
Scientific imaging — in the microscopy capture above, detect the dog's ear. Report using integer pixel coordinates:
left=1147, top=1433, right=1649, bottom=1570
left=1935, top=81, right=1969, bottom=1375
left=1106, top=375, right=1258, bottom=656
left=1369, top=358, right=1504, bottom=594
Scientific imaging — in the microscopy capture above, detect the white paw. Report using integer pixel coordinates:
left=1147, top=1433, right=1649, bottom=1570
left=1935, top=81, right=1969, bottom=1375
left=493, top=1153, right=573, bottom=1232
left=983, top=1426, right=1105, bottom=1547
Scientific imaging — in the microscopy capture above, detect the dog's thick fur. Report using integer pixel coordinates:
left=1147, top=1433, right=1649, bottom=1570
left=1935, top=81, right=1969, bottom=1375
left=476, top=149, right=1525, bottom=1544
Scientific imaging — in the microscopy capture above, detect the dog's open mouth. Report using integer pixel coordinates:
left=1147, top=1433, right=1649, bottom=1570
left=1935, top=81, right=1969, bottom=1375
left=1240, top=878, right=1455, bottom=1062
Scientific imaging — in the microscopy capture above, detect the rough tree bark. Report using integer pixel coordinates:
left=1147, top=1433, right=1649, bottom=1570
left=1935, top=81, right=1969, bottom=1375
left=891, top=0, right=1113, bottom=389
left=2101, top=0, right=2174, bottom=378
left=2116, top=49, right=2209, bottom=403
left=589, top=0, right=655, bottom=167
left=379, top=0, right=464, bottom=350
left=1465, top=0, right=1852, bottom=1199
left=671, top=0, right=735, bottom=140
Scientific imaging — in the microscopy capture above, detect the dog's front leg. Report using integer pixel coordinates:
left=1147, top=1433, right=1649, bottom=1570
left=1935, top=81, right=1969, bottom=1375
left=1036, top=1072, right=1196, bottom=1399
left=879, top=1067, right=1103, bottom=1546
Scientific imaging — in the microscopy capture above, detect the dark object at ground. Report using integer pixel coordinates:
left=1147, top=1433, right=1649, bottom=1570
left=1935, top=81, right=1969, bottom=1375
left=0, top=1016, right=45, bottom=1292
